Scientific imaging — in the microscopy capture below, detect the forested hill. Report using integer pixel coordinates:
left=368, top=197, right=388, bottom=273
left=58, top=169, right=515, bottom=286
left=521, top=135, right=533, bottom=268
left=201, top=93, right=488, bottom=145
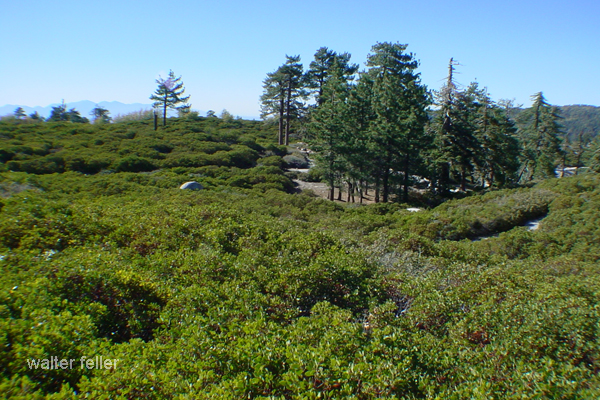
left=510, top=104, right=600, bottom=141
left=557, top=105, right=600, bottom=140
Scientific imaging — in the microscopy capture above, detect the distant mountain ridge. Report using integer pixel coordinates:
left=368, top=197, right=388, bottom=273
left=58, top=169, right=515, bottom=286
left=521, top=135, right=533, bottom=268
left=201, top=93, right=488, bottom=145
left=0, top=101, right=154, bottom=119
left=556, top=105, right=600, bottom=141
left=510, top=104, right=600, bottom=141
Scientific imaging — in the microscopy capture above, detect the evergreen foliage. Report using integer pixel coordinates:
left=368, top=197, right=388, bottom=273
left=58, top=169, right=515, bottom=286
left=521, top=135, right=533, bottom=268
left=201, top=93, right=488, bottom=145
left=150, top=70, right=191, bottom=127
left=28, top=111, right=44, bottom=121
left=47, top=101, right=89, bottom=124
left=307, top=62, right=353, bottom=200
left=365, top=42, right=431, bottom=202
left=517, top=92, right=564, bottom=181
left=558, top=105, right=600, bottom=142
left=430, top=61, right=521, bottom=193
left=305, top=47, right=358, bottom=106
left=511, top=105, right=600, bottom=143
left=90, top=105, right=111, bottom=124
left=13, top=107, right=25, bottom=119
left=261, top=56, right=306, bottom=145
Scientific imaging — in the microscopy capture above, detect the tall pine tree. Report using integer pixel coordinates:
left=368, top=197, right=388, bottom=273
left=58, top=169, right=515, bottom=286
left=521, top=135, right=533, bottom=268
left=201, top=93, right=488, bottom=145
left=343, top=74, right=377, bottom=203
left=431, top=59, right=480, bottom=192
left=260, top=68, right=286, bottom=145
left=261, top=56, right=306, bottom=145
left=365, top=42, right=430, bottom=202
left=468, top=84, right=520, bottom=187
left=307, top=59, right=354, bottom=200
left=517, top=92, right=564, bottom=180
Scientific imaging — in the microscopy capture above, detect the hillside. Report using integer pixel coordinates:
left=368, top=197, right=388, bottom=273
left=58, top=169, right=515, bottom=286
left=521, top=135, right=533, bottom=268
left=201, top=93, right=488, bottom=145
left=510, top=104, right=600, bottom=141
left=0, top=116, right=293, bottom=192
left=558, top=105, right=600, bottom=141
left=1, top=118, right=600, bottom=398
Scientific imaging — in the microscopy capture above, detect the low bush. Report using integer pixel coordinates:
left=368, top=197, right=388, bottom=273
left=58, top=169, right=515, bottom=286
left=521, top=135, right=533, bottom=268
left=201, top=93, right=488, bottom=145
left=113, top=156, right=156, bottom=173
left=283, top=154, right=309, bottom=169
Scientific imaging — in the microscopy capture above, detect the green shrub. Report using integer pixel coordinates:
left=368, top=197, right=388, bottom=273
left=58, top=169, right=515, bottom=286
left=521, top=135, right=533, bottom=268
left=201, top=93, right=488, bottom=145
left=7, top=156, right=65, bottom=174
left=259, top=155, right=285, bottom=168
left=113, top=156, right=156, bottom=173
left=264, top=143, right=287, bottom=157
left=283, top=154, right=309, bottom=169
left=298, top=167, right=322, bottom=182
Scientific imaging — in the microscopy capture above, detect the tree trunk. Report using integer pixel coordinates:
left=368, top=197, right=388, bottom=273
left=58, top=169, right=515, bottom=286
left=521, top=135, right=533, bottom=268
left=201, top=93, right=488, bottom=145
left=285, top=80, right=291, bottom=146
left=278, top=96, right=284, bottom=145
left=517, top=161, right=528, bottom=183
left=403, top=153, right=410, bottom=202
left=440, top=162, right=450, bottom=194
left=328, top=157, right=335, bottom=201
left=382, top=168, right=389, bottom=203
left=358, top=181, right=363, bottom=204
left=347, top=182, right=351, bottom=203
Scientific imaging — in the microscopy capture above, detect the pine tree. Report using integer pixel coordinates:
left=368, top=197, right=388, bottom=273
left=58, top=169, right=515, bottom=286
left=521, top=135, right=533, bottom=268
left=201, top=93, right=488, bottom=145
left=90, top=105, right=112, bottom=124
left=590, top=138, right=600, bottom=173
left=13, top=107, right=25, bottom=119
left=432, top=59, right=480, bottom=192
left=281, top=56, right=306, bottom=146
left=562, top=131, right=590, bottom=175
left=28, top=111, right=44, bottom=121
left=260, top=56, right=306, bottom=145
left=260, top=68, right=286, bottom=145
left=343, top=74, right=377, bottom=203
left=47, top=101, right=88, bottom=123
left=48, top=101, right=69, bottom=122
left=307, top=59, right=353, bottom=200
left=517, top=92, right=564, bottom=180
left=150, top=70, right=191, bottom=126
left=304, top=49, right=360, bottom=200
left=305, top=47, right=358, bottom=106
left=67, top=108, right=89, bottom=123
left=364, top=42, right=430, bottom=202
left=467, top=84, right=520, bottom=187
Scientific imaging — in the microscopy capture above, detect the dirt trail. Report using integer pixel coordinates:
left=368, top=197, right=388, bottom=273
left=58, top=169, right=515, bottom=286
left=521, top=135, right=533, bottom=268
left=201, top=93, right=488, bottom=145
left=293, top=179, right=377, bottom=204
left=290, top=146, right=378, bottom=204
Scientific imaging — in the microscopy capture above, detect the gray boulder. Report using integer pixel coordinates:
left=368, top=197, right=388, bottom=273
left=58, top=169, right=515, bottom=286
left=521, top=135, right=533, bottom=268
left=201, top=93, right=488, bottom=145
left=179, top=181, right=203, bottom=190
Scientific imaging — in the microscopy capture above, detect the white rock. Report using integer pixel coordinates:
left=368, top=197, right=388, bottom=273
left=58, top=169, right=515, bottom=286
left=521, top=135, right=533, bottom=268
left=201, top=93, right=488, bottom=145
left=180, top=181, right=203, bottom=190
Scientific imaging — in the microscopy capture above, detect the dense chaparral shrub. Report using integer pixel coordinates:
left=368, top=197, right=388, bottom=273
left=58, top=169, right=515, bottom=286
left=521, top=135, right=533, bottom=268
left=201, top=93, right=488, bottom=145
left=1, top=118, right=600, bottom=398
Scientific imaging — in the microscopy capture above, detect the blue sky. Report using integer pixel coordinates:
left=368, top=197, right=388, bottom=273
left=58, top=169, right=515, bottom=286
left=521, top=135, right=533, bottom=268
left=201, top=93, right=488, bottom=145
left=1, top=0, right=598, bottom=118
